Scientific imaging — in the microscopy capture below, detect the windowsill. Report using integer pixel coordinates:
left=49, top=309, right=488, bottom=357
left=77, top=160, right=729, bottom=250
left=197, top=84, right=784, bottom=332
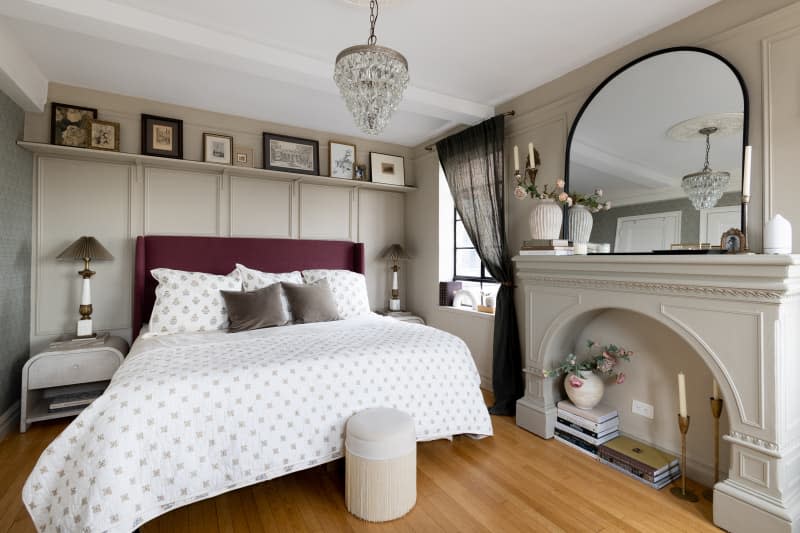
left=438, top=306, right=496, bottom=321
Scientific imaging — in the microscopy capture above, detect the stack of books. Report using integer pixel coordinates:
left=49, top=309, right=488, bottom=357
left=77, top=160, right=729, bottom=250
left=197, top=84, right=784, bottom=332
left=519, top=239, right=574, bottom=256
left=599, top=436, right=681, bottom=489
left=554, top=400, right=619, bottom=457
left=43, top=384, right=105, bottom=413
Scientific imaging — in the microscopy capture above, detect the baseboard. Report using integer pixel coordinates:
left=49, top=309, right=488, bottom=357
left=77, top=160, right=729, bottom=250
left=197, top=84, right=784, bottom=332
left=0, top=401, right=20, bottom=442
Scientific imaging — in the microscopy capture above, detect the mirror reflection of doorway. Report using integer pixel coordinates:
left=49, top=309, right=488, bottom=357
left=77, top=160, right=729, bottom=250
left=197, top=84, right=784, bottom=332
left=614, top=211, right=681, bottom=253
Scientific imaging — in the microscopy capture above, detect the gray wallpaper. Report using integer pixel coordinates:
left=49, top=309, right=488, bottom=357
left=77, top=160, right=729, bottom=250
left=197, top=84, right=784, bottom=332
left=590, top=192, right=741, bottom=250
left=0, top=89, right=32, bottom=415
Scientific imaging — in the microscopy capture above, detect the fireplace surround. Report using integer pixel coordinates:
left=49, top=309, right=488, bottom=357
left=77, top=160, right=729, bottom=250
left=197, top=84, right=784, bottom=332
left=514, top=254, right=800, bottom=533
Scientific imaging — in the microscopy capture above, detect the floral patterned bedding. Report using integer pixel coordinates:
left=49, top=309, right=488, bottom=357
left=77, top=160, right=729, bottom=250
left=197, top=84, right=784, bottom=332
left=23, top=315, right=492, bottom=532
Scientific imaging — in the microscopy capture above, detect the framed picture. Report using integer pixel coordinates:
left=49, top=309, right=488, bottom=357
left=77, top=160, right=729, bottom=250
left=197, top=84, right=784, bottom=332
left=203, top=133, right=234, bottom=165
left=721, top=228, right=746, bottom=253
left=51, top=102, right=97, bottom=147
left=355, top=164, right=368, bottom=181
left=87, top=119, right=120, bottom=152
left=141, top=114, right=183, bottom=159
left=233, top=146, right=254, bottom=168
left=329, top=141, right=356, bottom=179
left=370, top=152, right=405, bottom=186
left=263, top=133, right=319, bottom=175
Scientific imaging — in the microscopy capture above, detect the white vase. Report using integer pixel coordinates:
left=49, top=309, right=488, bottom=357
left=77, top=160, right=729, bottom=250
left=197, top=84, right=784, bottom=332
left=529, top=199, right=563, bottom=240
left=567, top=204, right=593, bottom=245
left=564, top=372, right=605, bottom=410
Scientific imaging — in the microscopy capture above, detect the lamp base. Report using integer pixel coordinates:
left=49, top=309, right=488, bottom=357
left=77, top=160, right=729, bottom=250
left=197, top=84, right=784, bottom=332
left=77, top=319, right=94, bottom=338
left=388, top=299, right=401, bottom=311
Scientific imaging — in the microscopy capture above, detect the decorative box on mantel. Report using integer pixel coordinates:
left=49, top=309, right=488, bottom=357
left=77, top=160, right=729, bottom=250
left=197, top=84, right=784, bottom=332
left=513, top=254, right=800, bottom=533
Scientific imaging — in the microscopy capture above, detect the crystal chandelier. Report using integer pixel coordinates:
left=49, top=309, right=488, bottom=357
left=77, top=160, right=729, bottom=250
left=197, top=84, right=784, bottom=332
left=334, top=0, right=409, bottom=135
left=681, top=127, right=730, bottom=210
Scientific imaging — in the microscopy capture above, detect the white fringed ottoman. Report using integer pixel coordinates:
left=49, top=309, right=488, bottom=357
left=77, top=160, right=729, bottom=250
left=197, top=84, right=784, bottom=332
left=345, top=408, right=416, bottom=522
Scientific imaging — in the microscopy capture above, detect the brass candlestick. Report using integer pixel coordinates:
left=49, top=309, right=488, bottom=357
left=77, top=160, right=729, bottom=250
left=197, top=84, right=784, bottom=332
left=741, top=194, right=750, bottom=252
left=704, top=398, right=724, bottom=501
left=671, top=414, right=699, bottom=502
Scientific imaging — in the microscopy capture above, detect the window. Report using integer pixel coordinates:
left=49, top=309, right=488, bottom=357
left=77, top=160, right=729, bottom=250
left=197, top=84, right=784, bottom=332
left=453, top=210, right=494, bottom=283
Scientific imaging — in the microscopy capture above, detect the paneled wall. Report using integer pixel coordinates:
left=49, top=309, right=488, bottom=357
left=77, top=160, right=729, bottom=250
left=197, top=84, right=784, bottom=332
left=26, top=86, right=410, bottom=353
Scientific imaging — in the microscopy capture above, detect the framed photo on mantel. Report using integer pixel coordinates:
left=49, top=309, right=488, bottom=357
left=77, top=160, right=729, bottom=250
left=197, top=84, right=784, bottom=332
left=263, top=132, right=319, bottom=176
left=141, top=114, right=183, bottom=159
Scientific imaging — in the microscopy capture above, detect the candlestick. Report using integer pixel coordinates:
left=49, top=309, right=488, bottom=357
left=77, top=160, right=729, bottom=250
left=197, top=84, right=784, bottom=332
left=671, top=414, right=699, bottom=502
left=703, top=397, right=724, bottom=501
left=513, top=145, right=520, bottom=172
left=742, top=145, right=752, bottom=198
left=678, top=372, right=687, bottom=418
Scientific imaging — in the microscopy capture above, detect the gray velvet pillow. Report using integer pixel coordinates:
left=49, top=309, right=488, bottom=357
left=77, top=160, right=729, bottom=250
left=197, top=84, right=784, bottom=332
left=221, top=283, right=289, bottom=333
left=281, top=280, right=340, bottom=324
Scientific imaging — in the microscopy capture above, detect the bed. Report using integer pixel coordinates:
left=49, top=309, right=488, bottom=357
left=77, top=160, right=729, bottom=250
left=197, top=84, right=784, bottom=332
left=23, top=236, right=493, bottom=533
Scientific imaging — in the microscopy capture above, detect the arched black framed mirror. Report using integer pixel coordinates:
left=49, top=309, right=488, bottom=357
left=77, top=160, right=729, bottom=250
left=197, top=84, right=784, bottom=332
left=564, top=47, right=748, bottom=253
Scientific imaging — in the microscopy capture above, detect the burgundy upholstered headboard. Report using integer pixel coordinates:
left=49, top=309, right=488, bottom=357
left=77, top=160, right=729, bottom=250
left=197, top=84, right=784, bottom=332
left=132, top=235, right=366, bottom=339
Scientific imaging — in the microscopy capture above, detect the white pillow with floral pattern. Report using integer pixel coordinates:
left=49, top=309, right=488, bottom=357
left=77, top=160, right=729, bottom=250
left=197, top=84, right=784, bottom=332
left=301, top=269, right=371, bottom=319
left=147, top=268, right=242, bottom=336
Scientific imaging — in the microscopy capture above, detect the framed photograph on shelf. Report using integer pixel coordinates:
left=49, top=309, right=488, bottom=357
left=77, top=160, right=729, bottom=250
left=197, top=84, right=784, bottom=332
left=141, top=114, right=183, bottom=159
left=51, top=102, right=97, bottom=147
left=263, top=133, right=319, bottom=175
left=233, top=146, right=254, bottom=168
left=355, top=164, right=368, bottom=181
left=328, top=141, right=356, bottom=179
left=87, top=119, right=120, bottom=152
left=203, top=133, right=234, bottom=165
left=721, top=228, right=746, bottom=253
left=370, top=152, right=405, bottom=186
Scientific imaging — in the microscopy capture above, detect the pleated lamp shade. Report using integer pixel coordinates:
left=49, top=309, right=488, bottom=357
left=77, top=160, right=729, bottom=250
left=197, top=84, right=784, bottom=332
left=57, top=236, right=114, bottom=261
left=381, top=244, right=409, bottom=262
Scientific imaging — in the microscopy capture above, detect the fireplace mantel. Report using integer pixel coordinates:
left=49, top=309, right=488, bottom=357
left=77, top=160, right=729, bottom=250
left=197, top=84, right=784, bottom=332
left=513, top=254, right=800, bottom=533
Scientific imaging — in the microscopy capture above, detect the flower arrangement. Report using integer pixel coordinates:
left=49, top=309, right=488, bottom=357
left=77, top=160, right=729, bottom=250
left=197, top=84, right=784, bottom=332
left=543, top=340, right=633, bottom=386
left=514, top=176, right=571, bottom=204
left=570, top=188, right=612, bottom=212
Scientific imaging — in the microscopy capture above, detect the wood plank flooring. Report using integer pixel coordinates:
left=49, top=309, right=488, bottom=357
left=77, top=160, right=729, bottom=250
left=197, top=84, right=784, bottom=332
left=0, top=393, right=718, bottom=532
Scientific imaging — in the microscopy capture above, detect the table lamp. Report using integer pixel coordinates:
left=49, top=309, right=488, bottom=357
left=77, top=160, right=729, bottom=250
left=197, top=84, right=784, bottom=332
left=382, top=244, right=409, bottom=312
left=57, top=236, right=114, bottom=337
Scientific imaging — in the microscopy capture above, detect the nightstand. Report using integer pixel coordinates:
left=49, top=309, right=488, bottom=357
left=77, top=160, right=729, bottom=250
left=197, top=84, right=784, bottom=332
left=20, top=335, right=129, bottom=432
left=377, top=310, right=426, bottom=325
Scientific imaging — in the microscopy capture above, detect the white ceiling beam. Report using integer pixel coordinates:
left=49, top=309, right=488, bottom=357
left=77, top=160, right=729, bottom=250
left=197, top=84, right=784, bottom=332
left=571, top=140, right=675, bottom=189
left=0, top=0, right=493, bottom=124
left=0, top=17, right=47, bottom=112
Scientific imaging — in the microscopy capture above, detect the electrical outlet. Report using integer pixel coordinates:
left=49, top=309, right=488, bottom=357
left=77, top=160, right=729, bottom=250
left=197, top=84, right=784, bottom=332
left=632, top=399, right=654, bottom=419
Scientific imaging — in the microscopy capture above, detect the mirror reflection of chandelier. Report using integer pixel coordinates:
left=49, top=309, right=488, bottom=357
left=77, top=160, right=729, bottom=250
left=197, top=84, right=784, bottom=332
left=334, top=0, right=409, bottom=135
left=681, top=126, right=730, bottom=209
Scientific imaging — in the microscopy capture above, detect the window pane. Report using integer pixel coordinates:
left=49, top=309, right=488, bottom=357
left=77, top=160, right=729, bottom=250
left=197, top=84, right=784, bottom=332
left=455, top=249, right=482, bottom=278
left=455, top=220, right=473, bottom=248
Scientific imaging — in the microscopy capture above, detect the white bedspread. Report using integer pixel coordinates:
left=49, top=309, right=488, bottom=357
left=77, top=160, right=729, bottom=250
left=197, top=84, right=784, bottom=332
left=23, top=315, right=492, bottom=532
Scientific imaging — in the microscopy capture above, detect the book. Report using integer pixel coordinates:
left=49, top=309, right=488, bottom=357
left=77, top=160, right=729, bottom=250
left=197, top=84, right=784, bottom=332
left=555, top=422, right=619, bottom=446
left=599, top=436, right=679, bottom=477
left=557, top=400, right=618, bottom=424
left=600, top=452, right=680, bottom=484
left=599, top=458, right=680, bottom=490
left=519, top=249, right=574, bottom=256
left=522, top=239, right=569, bottom=247
left=556, top=417, right=618, bottom=440
left=554, top=433, right=598, bottom=458
left=47, top=390, right=103, bottom=411
left=556, top=408, right=619, bottom=434
left=49, top=332, right=108, bottom=349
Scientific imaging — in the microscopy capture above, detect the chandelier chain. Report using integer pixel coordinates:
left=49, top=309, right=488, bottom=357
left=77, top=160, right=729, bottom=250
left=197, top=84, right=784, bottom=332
left=368, top=0, right=378, bottom=45
left=704, top=132, right=711, bottom=169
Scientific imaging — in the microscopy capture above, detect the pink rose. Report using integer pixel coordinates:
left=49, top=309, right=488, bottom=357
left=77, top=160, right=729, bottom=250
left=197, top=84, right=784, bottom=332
left=568, top=375, right=583, bottom=388
left=514, top=186, right=527, bottom=199
left=558, top=192, right=569, bottom=202
left=616, top=373, right=626, bottom=385
left=604, top=201, right=612, bottom=210
left=594, top=188, right=604, bottom=197
left=556, top=179, right=566, bottom=188
left=566, top=197, right=574, bottom=207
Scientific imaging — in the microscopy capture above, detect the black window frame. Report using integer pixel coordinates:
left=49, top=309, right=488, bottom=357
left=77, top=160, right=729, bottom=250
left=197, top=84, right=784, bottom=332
left=453, top=209, right=495, bottom=285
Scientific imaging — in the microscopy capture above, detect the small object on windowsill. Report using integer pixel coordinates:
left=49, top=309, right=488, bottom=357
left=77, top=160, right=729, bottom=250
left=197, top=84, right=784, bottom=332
left=451, top=289, right=477, bottom=310
left=477, top=305, right=495, bottom=314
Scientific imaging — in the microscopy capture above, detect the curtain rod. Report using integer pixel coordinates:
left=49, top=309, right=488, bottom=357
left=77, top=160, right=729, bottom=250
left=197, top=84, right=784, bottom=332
left=424, top=110, right=515, bottom=151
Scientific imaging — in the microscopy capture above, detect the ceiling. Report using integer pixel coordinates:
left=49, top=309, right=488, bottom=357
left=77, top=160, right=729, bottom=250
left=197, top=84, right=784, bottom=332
left=0, top=0, right=720, bottom=146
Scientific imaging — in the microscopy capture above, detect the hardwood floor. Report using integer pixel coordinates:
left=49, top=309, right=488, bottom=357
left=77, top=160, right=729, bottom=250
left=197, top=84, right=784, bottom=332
left=1, top=393, right=718, bottom=532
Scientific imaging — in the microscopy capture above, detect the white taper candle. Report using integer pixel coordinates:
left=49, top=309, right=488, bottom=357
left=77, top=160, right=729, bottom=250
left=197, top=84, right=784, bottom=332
left=513, top=145, right=520, bottom=172
left=528, top=143, right=535, bottom=168
left=713, top=380, right=720, bottom=400
left=678, top=372, right=688, bottom=418
left=742, top=145, right=752, bottom=198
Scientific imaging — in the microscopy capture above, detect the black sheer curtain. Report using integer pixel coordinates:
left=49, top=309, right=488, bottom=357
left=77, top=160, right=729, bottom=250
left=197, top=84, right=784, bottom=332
left=436, top=115, right=523, bottom=415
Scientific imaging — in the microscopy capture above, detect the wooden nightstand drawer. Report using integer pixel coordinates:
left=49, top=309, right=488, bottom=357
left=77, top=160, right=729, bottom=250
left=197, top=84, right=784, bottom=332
left=28, top=351, right=121, bottom=389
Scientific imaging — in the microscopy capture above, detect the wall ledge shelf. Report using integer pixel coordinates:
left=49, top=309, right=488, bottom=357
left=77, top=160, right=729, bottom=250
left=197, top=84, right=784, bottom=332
left=18, top=141, right=417, bottom=193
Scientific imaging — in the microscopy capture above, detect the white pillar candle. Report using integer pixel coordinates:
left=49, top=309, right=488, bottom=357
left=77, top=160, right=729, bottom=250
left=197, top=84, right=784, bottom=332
left=678, top=372, right=688, bottom=418
left=713, top=380, right=720, bottom=400
left=528, top=143, right=535, bottom=168
left=81, top=278, right=92, bottom=306
left=742, top=145, right=752, bottom=198
left=513, top=145, right=520, bottom=172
